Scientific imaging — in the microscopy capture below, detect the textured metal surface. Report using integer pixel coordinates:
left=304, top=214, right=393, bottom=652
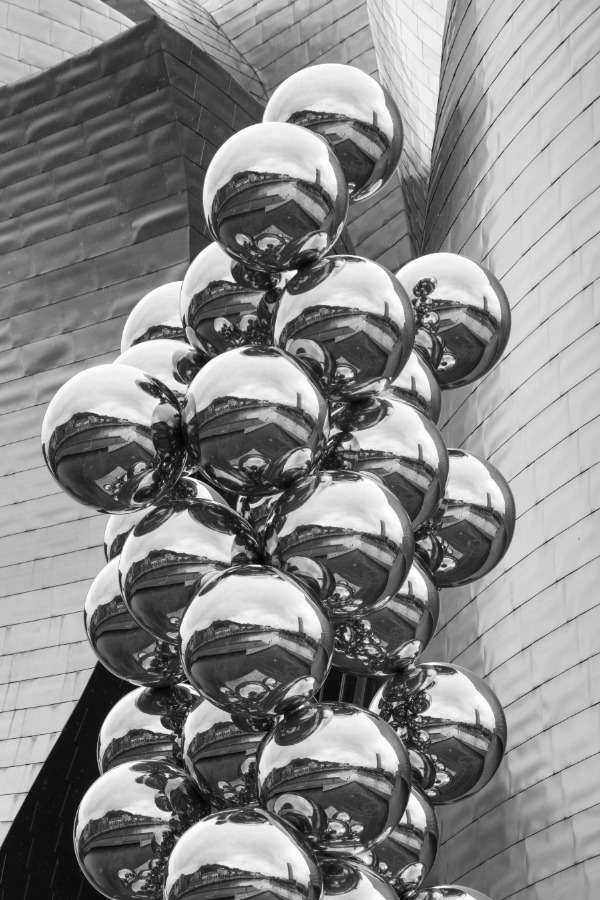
left=420, top=0, right=600, bottom=897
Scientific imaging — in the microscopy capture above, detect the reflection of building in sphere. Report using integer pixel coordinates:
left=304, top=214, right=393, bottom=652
left=438, top=500, right=503, bottom=581
left=171, top=862, right=307, bottom=900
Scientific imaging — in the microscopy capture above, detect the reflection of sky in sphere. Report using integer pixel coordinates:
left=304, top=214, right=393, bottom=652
left=425, top=667, right=496, bottom=733
left=447, top=451, right=506, bottom=513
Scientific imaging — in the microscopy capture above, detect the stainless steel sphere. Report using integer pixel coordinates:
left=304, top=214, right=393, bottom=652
left=321, top=858, right=398, bottom=900
left=370, top=662, right=507, bottom=804
left=74, top=759, right=209, bottom=900
left=182, top=695, right=271, bottom=808
left=114, top=339, right=205, bottom=402
left=264, top=64, right=403, bottom=202
left=257, top=700, right=411, bottom=856
left=412, top=888, right=492, bottom=900
left=97, top=683, right=200, bottom=773
left=41, top=364, right=186, bottom=513
left=180, top=565, right=333, bottom=719
left=163, top=807, right=322, bottom=900
left=273, top=255, right=414, bottom=400
left=183, top=345, right=330, bottom=496
left=263, top=470, right=414, bottom=619
left=329, top=395, right=448, bottom=529
left=382, top=349, right=442, bottom=423
left=119, top=498, right=260, bottom=642
left=356, top=784, right=438, bottom=894
left=84, top=558, right=183, bottom=686
left=203, top=121, right=349, bottom=272
left=418, top=449, right=515, bottom=587
left=332, top=559, right=439, bottom=676
left=120, top=281, right=186, bottom=351
left=396, top=253, right=511, bottom=388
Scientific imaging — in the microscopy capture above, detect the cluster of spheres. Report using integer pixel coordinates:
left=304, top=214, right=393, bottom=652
left=40, top=64, right=515, bottom=900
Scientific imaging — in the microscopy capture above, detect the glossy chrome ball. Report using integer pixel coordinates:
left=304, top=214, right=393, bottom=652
left=418, top=449, right=515, bottom=587
left=412, top=888, right=492, bottom=900
left=329, top=395, right=448, bottom=529
left=273, top=255, right=414, bottom=400
left=119, top=498, right=260, bottom=642
left=321, top=858, right=398, bottom=900
left=41, top=364, right=186, bottom=513
left=85, top=559, right=183, bottom=686
left=120, top=282, right=186, bottom=351
left=396, top=253, right=511, bottom=388
left=97, top=684, right=200, bottom=773
left=257, top=701, right=411, bottom=855
left=203, top=122, right=348, bottom=272
left=356, top=785, right=438, bottom=894
left=183, top=345, right=330, bottom=496
left=74, top=760, right=209, bottom=900
left=263, top=470, right=414, bottom=619
left=180, top=565, right=333, bottom=719
left=182, top=695, right=271, bottom=808
left=370, top=662, right=507, bottom=804
left=385, top=350, right=442, bottom=424
left=115, top=339, right=205, bottom=402
left=332, top=559, right=439, bottom=676
left=264, top=64, right=403, bottom=202
left=163, top=807, right=322, bottom=900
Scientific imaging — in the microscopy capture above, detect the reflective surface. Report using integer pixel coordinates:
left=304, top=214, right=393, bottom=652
left=332, top=559, right=439, bottom=676
left=115, top=339, right=205, bottom=402
left=329, top=396, right=448, bottom=528
left=203, top=122, right=349, bottom=272
left=412, top=888, right=491, bottom=900
left=257, top=701, right=411, bottom=855
left=180, top=242, right=278, bottom=355
left=273, top=255, right=414, bottom=399
left=120, top=282, right=186, bottom=351
left=320, top=859, right=398, bottom=900
left=356, top=785, right=438, bottom=894
left=264, top=64, right=403, bottom=202
left=97, top=684, right=200, bottom=773
left=85, top=559, right=183, bottom=686
left=182, top=695, right=271, bottom=808
left=163, top=807, right=322, bottom=900
left=235, top=492, right=282, bottom=538
left=384, top=350, right=442, bottom=424
left=180, top=565, right=333, bottom=718
left=417, top=449, right=515, bottom=587
left=396, top=254, right=510, bottom=388
left=370, top=663, right=506, bottom=804
left=74, top=760, right=209, bottom=899
left=183, top=346, right=330, bottom=495
left=119, top=498, right=260, bottom=642
left=264, top=471, right=414, bottom=619
left=41, top=364, right=186, bottom=513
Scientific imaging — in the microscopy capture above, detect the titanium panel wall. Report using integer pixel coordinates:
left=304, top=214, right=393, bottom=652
left=422, top=1, right=600, bottom=897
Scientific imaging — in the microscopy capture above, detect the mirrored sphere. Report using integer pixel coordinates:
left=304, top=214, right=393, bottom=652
left=384, top=350, right=442, bottom=424
left=163, top=807, right=322, bottom=900
left=120, top=282, right=186, bottom=351
left=412, top=887, right=492, bottom=900
left=321, top=858, right=398, bottom=900
left=273, top=255, right=414, bottom=400
left=180, top=565, right=333, bottom=719
left=115, top=339, right=205, bottom=402
left=356, top=785, right=438, bottom=894
left=203, top=121, right=349, bottom=272
left=263, top=470, right=414, bottom=619
left=98, top=683, right=200, bottom=773
left=257, top=701, right=411, bottom=855
left=396, top=253, right=511, bottom=388
left=418, top=449, right=515, bottom=587
left=84, top=559, right=183, bottom=686
left=264, top=64, right=403, bottom=203
left=329, top=396, right=448, bottom=528
left=183, top=346, right=330, bottom=496
left=119, top=498, right=260, bottom=642
left=182, top=694, right=271, bottom=808
left=332, top=559, right=439, bottom=676
left=41, top=364, right=186, bottom=513
left=74, top=760, right=209, bottom=900
left=180, top=242, right=277, bottom=356
left=370, top=662, right=507, bottom=804
left=235, top=492, right=282, bottom=538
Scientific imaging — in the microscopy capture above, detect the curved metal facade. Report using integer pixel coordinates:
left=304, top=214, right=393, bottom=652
left=423, top=1, right=600, bottom=896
